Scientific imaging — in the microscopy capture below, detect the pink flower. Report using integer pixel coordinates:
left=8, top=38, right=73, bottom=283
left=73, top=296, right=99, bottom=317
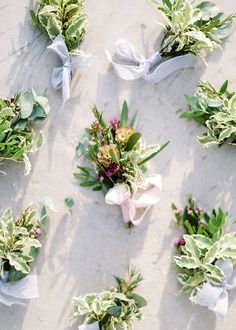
left=106, top=163, right=120, bottom=177
left=175, top=238, right=186, bottom=247
left=188, top=209, right=193, bottom=215
left=196, top=207, right=203, bottom=212
left=109, top=118, right=120, bottom=133
left=35, top=228, right=42, bottom=237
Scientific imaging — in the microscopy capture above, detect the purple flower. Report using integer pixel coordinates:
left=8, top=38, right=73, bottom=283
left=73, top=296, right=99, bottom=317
left=109, top=118, right=120, bottom=133
left=106, top=163, right=120, bottom=177
left=35, top=228, right=42, bottom=237
left=175, top=238, right=186, bottom=247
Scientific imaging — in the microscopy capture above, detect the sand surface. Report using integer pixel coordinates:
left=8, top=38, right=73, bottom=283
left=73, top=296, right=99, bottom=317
left=0, top=0, right=236, bottom=329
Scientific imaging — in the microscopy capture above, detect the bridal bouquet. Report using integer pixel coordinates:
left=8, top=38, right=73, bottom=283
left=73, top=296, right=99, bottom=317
left=72, top=266, right=147, bottom=330
left=74, top=102, right=169, bottom=226
left=172, top=197, right=236, bottom=320
left=0, top=205, right=47, bottom=306
left=107, top=0, right=235, bottom=83
left=0, top=89, right=50, bottom=175
left=30, top=0, right=91, bottom=103
left=180, top=80, right=236, bottom=147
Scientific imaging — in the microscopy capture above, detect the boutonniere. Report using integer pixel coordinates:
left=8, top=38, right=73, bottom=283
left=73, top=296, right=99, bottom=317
left=107, top=0, right=235, bottom=83
left=0, top=89, right=50, bottom=175
left=74, top=102, right=169, bottom=227
left=72, top=266, right=147, bottom=330
left=180, top=80, right=236, bottom=147
left=0, top=205, right=48, bottom=306
left=30, top=0, right=91, bottom=104
left=172, top=197, right=236, bottom=321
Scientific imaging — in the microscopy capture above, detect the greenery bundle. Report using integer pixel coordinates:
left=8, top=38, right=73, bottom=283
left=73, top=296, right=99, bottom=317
left=74, top=101, right=169, bottom=195
left=0, top=89, right=50, bottom=175
left=152, top=0, right=235, bottom=61
left=180, top=80, right=236, bottom=147
left=72, top=266, right=147, bottom=329
left=30, top=0, right=87, bottom=54
left=0, top=205, right=47, bottom=283
left=172, top=197, right=236, bottom=300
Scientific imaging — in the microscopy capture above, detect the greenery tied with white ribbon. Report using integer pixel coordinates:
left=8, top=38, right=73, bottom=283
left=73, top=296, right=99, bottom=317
left=74, top=102, right=169, bottom=195
left=0, top=90, right=50, bottom=175
left=172, top=197, right=236, bottom=299
left=0, top=205, right=47, bottom=283
left=152, top=0, right=235, bottom=61
left=73, top=266, right=147, bottom=329
left=30, top=0, right=87, bottom=54
left=180, top=80, right=236, bottom=147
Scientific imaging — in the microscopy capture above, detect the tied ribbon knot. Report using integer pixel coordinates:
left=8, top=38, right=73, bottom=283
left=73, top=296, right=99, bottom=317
left=0, top=274, right=38, bottom=306
left=47, top=35, right=91, bottom=104
left=105, top=175, right=162, bottom=226
left=191, top=259, right=236, bottom=321
left=106, top=39, right=198, bottom=83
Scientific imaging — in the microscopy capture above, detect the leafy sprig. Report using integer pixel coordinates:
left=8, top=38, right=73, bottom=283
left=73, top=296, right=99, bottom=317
left=180, top=80, right=236, bottom=147
left=0, top=205, right=47, bottom=282
left=0, top=89, right=50, bottom=175
left=72, top=266, right=147, bottom=329
left=30, top=0, right=87, bottom=54
left=152, top=0, right=235, bottom=61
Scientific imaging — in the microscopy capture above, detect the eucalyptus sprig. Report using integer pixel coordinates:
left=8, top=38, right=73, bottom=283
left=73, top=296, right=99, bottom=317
left=72, top=266, right=147, bottom=330
left=0, top=89, right=50, bottom=175
left=0, top=205, right=47, bottom=282
left=30, top=0, right=87, bottom=54
left=74, top=101, right=169, bottom=195
left=152, top=0, right=235, bottom=61
left=180, top=80, right=236, bottom=147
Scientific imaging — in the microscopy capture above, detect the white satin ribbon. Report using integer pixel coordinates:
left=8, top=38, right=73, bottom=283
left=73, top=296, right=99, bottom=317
left=106, top=39, right=198, bottom=83
left=79, top=322, right=100, bottom=330
left=47, top=35, right=91, bottom=104
left=105, top=175, right=162, bottom=226
left=0, top=274, right=39, bottom=306
left=192, top=259, right=236, bottom=321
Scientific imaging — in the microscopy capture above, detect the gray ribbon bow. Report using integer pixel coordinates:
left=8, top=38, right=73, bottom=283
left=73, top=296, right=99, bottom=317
left=47, top=35, right=91, bottom=104
left=106, top=39, right=198, bottom=83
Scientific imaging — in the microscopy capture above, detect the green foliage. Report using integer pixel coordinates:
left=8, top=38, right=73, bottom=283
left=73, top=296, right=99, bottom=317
left=72, top=266, right=147, bottom=329
left=31, top=0, right=87, bottom=53
left=172, top=196, right=228, bottom=240
left=0, top=89, right=50, bottom=175
left=74, top=101, right=169, bottom=195
left=152, top=0, right=235, bottom=60
left=64, top=196, right=75, bottom=209
left=174, top=233, right=236, bottom=294
left=0, top=205, right=47, bottom=282
left=180, top=80, right=236, bottom=147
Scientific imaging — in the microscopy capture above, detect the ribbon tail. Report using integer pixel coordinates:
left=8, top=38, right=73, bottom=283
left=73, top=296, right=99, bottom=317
left=210, top=290, right=228, bottom=322
left=145, top=54, right=198, bottom=84
left=62, top=66, right=71, bottom=104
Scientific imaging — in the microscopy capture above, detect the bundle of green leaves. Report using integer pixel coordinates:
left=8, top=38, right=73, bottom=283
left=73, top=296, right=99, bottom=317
left=0, top=205, right=47, bottom=282
left=172, top=197, right=236, bottom=300
left=30, top=0, right=87, bottom=54
left=72, top=266, right=147, bottom=329
left=74, top=101, right=169, bottom=195
left=152, top=0, right=235, bottom=61
left=0, top=89, right=50, bottom=175
left=180, top=80, right=236, bottom=147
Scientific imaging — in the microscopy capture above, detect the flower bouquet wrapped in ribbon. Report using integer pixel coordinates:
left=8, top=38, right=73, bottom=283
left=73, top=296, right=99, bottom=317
left=0, top=89, right=50, bottom=175
left=30, top=0, right=91, bottom=104
left=172, top=197, right=236, bottom=321
left=0, top=205, right=47, bottom=306
left=72, top=266, right=147, bottom=330
left=107, top=0, right=235, bottom=83
left=180, top=80, right=236, bottom=147
left=74, top=102, right=169, bottom=226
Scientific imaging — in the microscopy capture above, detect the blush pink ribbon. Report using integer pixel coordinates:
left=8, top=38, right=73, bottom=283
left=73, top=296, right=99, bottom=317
left=105, top=175, right=162, bottom=226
